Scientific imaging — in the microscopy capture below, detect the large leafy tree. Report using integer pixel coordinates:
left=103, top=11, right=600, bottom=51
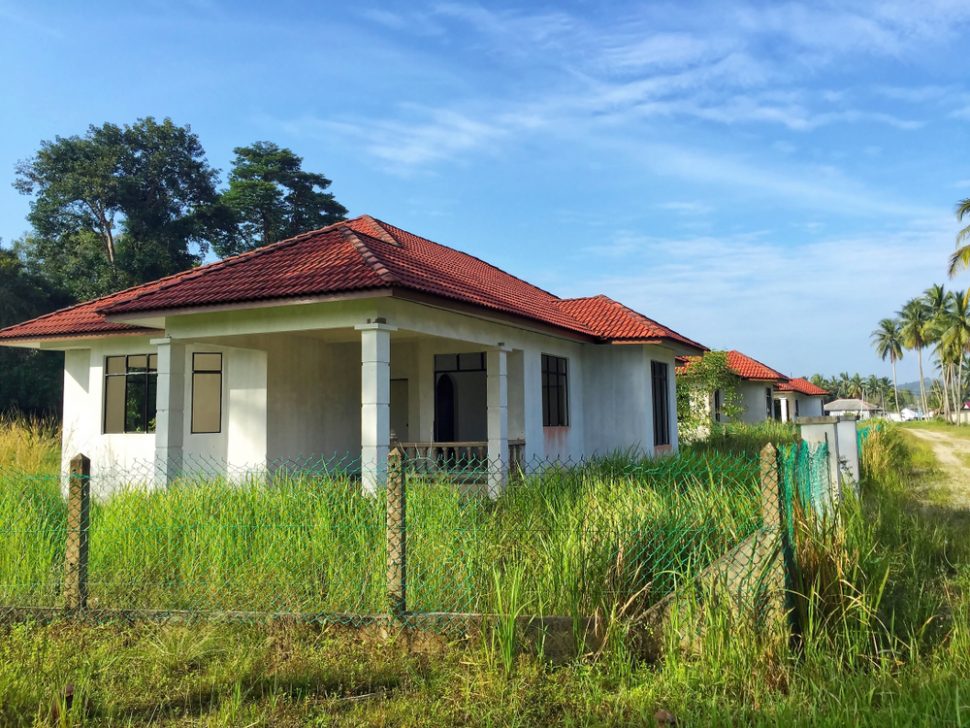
left=217, top=142, right=347, bottom=256
left=0, top=247, right=73, bottom=413
left=14, top=117, right=229, bottom=298
left=871, top=318, right=904, bottom=413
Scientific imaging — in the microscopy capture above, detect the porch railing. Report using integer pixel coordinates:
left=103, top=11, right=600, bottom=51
left=395, top=439, right=525, bottom=475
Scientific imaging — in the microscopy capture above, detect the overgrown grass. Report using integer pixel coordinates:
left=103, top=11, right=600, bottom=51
left=1, top=419, right=968, bottom=725
left=0, top=452, right=764, bottom=621
left=0, top=414, right=59, bottom=473
left=693, top=420, right=799, bottom=455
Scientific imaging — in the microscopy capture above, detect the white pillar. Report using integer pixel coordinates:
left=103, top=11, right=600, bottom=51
left=357, top=323, right=395, bottom=494
left=521, top=349, right=544, bottom=465
left=780, top=397, right=790, bottom=423
left=487, top=347, right=510, bottom=497
left=152, top=337, right=185, bottom=487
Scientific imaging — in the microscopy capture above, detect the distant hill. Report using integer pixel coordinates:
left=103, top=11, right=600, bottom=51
left=898, top=379, right=935, bottom=394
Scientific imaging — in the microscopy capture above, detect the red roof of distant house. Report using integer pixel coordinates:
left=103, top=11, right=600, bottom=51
left=675, top=350, right=787, bottom=381
left=776, top=377, right=828, bottom=396
left=0, top=215, right=706, bottom=351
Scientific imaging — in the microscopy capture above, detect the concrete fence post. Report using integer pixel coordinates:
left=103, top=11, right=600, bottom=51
left=759, top=443, right=781, bottom=529
left=386, top=447, right=407, bottom=619
left=64, top=454, right=91, bottom=611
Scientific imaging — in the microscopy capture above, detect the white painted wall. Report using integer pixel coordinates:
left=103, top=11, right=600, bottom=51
left=55, top=294, right=694, bottom=482
left=795, top=395, right=824, bottom=418
left=737, top=381, right=773, bottom=424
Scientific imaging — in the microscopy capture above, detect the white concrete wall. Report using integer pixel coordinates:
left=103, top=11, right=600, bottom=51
left=737, top=381, right=773, bottom=424
left=59, top=336, right=268, bottom=488
left=265, top=336, right=360, bottom=463
left=583, top=344, right=653, bottom=456
left=57, top=294, right=693, bottom=479
left=795, top=395, right=824, bottom=418
left=60, top=338, right=159, bottom=490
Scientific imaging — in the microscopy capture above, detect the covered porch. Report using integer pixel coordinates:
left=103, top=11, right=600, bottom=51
left=153, top=319, right=537, bottom=495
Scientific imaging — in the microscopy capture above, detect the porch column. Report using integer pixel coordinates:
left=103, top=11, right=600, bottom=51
left=357, top=322, right=395, bottom=494
left=487, top=347, right=510, bottom=498
left=779, top=397, right=790, bottom=423
left=152, top=337, right=185, bottom=487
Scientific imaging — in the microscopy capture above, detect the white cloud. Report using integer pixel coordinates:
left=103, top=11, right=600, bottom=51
left=570, top=220, right=958, bottom=378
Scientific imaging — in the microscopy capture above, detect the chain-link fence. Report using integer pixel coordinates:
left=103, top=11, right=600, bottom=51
left=0, top=442, right=833, bottom=633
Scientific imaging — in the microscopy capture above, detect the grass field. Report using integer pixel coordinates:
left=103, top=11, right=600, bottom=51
left=0, top=420, right=967, bottom=725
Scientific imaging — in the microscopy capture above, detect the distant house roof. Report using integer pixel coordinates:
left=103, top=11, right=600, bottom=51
left=0, top=215, right=706, bottom=351
left=675, top=349, right=786, bottom=382
left=776, top=377, right=829, bottom=396
left=824, top=398, right=882, bottom=412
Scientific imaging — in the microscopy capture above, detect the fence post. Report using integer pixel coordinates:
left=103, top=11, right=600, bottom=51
left=759, top=444, right=780, bottom=529
left=386, top=447, right=407, bottom=620
left=762, top=443, right=802, bottom=645
left=64, top=454, right=91, bottom=611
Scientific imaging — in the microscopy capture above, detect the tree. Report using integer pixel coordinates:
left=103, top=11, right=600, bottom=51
left=675, top=351, right=743, bottom=442
left=950, top=197, right=970, bottom=277
left=15, top=117, right=228, bottom=298
left=899, top=298, right=932, bottom=415
left=871, top=318, right=904, bottom=413
left=937, top=290, right=970, bottom=423
left=0, top=247, right=73, bottom=414
left=217, top=142, right=347, bottom=256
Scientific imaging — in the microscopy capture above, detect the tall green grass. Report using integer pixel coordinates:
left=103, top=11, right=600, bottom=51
left=0, top=451, right=763, bottom=621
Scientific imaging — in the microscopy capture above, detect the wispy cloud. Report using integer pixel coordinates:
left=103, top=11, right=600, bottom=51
left=572, top=220, right=958, bottom=376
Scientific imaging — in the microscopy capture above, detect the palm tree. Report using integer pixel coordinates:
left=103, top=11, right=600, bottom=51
left=924, top=284, right=951, bottom=417
left=848, top=373, right=864, bottom=399
left=938, top=290, right=970, bottom=423
left=949, top=198, right=970, bottom=277
left=899, top=298, right=932, bottom=415
left=871, top=317, right=904, bottom=413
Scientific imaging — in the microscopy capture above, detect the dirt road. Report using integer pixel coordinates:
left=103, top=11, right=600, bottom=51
left=905, top=427, right=970, bottom=508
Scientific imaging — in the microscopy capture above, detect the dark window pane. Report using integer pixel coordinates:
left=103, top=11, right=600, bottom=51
left=652, top=361, right=670, bottom=446
left=541, top=354, right=569, bottom=427
left=459, top=352, right=483, bottom=370
left=104, top=375, right=125, bottom=433
left=147, top=372, right=157, bottom=431
left=125, top=374, right=148, bottom=433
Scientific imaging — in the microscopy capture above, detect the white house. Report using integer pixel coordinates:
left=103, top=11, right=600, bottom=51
left=773, top=377, right=829, bottom=422
left=0, top=215, right=706, bottom=493
left=677, top=350, right=788, bottom=425
left=823, top=398, right=883, bottom=420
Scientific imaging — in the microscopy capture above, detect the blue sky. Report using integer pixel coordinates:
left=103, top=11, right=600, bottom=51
left=2, top=0, right=970, bottom=381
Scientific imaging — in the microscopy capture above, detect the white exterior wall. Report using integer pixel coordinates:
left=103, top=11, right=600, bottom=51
left=60, top=336, right=268, bottom=488
left=582, top=344, right=677, bottom=457
left=737, top=381, right=773, bottom=424
left=795, top=395, right=824, bottom=418
left=55, top=295, right=691, bottom=481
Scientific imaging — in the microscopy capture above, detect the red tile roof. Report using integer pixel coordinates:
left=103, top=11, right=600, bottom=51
left=776, top=377, right=828, bottom=396
left=0, top=215, right=705, bottom=350
left=557, top=295, right=706, bottom=350
left=675, top=350, right=787, bottom=381
left=725, top=350, right=787, bottom=381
